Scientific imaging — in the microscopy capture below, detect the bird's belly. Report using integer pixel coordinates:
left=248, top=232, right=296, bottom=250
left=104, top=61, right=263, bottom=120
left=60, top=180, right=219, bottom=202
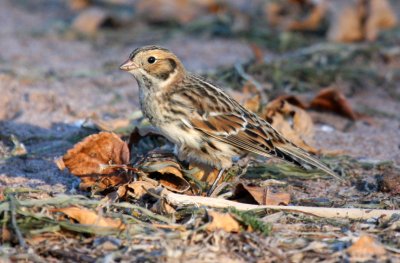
left=159, top=122, right=241, bottom=169
left=158, top=122, right=200, bottom=149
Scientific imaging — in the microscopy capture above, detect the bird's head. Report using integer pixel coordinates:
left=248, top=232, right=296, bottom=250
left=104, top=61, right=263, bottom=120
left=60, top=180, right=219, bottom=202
left=120, top=45, right=184, bottom=89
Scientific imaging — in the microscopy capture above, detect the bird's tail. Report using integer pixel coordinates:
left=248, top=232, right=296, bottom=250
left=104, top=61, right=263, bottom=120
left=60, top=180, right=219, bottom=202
left=274, top=142, right=344, bottom=182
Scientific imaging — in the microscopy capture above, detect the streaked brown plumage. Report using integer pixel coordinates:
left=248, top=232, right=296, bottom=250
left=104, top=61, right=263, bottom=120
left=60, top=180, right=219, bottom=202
left=120, top=45, right=342, bottom=182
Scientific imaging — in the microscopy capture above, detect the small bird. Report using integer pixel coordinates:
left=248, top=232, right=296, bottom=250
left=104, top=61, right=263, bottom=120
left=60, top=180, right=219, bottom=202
left=120, top=45, right=342, bottom=193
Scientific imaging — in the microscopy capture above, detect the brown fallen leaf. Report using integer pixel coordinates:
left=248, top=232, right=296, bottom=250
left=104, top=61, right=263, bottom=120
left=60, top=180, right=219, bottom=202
left=379, top=171, right=400, bottom=195
left=347, top=235, right=387, bottom=262
left=68, top=0, right=91, bottom=11
left=72, top=7, right=110, bottom=35
left=287, top=0, right=328, bottom=31
left=266, top=0, right=397, bottom=42
left=364, top=0, right=397, bottom=41
left=151, top=199, right=177, bottom=215
left=206, top=211, right=241, bottom=233
left=231, top=183, right=291, bottom=205
left=189, top=163, right=221, bottom=186
left=309, top=87, right=357, bottom=120
left=229, top=83, right=261, bottom=114
left=54, top=207, right=125, bottom=230
left=262, top=97, right=317, bottom=153
left=126, top=181, right=157, bottom=199
left=60, top=132, right=130, bottom=190
left=1, top=226, right=11, bottom=243
left=328, top=0, right=397, bottom=42
left=135, top=0, right=220, bottom=24
left=327, top=0, right=364, bottom=42
left=141, top=159, right=191, bottom=193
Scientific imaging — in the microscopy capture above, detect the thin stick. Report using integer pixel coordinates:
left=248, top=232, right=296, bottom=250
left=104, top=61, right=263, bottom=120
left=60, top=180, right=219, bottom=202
left=234, top=63, right=269, bottom=104
left=9, top=195, right=28, bottom=249
left=162, top=191, right=400, bottom=220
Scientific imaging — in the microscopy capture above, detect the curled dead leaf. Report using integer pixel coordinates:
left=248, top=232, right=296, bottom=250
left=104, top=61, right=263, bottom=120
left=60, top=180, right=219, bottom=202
left=63, top=132, right=129, bottom=176
left=188, top=163, right=220, bottom=186
left=229, top=83, right=261, bottom=113
left=365, top=0, right=397, bottom=41
left=151, top=199, right=176, bottom=215
left=263, top=97, right=317, bottom=153
left=287, top=0, right=328, bottom=31
left=126, top=181, right=157, bottom=199
left=68, top=0, right=91, bottom=11
left=347, top=235, right=387, bottom=262
left=61, top=132, right=130, bottom=190
left=310, top=87, right=357, bottom=120
left=206, top=211, right=241, bottom=233
left=231, top=183, right=290, bottom=205
left=72, top=7, right=111, bottom=35
left=266, top=0, right=397, bottom=42
left=328, top=0, right=397, bottom=42
left=54, top=207, right=125, bottom=230
left=141, top=160, right=191, bottom=193
left=135, top=0, right=221, bottom=24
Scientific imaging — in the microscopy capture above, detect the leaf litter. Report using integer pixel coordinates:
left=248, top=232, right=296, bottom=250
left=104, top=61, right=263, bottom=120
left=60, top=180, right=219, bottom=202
left=3, top=61, right=400, bottom=262
left=2, top=1, right=400, bottom=261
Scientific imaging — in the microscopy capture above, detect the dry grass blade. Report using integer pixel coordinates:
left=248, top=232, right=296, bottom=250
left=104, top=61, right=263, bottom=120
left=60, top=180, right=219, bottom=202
left=53, top=207, right=125, bottom=230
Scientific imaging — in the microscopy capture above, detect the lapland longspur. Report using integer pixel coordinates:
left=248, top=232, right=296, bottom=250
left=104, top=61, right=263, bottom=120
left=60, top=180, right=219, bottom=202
left=120, top=46, right=342, bottom=193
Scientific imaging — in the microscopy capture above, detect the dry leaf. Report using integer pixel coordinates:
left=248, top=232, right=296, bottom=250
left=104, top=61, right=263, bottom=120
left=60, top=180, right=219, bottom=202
left=68, top=0, right=91, bottom=11
left=328, top=0, right=397, bottom=42
left=263, top=97, right=317, bottom=153
left=206, top=211, right=241, bottom=233
left=364, top=0, right=397, bottom=41
left=141, top=160, right=191, bottom=193
left=62, top=132, right=129, bottom=176
left=61, top=132, right=130, bottom=190
left=1, top=226, right=11, bottom=243
left=72, top=7, right=110, bottom=35
left=151, top=199, right=176, bottom=214
left=287, top=0, right=328, bottom=31
left=54, top=207, right=125, bottom=230
left=229, top=83, right=261, bottom=113
left=267, top=0, right=397, bottom=42
left=347, top=235, right=387, bottom=262
left=379, top=171, right=400, bottom=195
left=189, top=163, right=221, bottom=186
left=126, top=181, right=157, bottom=199
left=310, top=87, right=357, bottom=120
left=327, top=0, right=364, bottom=42
left=265, top=2, right=285, bottom=28
left=135, top=0, right=220, bottom=24
left=231, top=183, right=290, bottom=205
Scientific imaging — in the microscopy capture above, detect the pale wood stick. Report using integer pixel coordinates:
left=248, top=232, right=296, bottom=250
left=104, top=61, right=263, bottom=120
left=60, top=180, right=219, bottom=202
left=162, top=191, right=400, bottom=220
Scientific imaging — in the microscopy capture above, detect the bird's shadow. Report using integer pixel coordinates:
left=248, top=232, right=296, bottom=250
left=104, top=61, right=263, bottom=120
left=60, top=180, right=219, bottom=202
left=0, top=120, right=93, bottom=192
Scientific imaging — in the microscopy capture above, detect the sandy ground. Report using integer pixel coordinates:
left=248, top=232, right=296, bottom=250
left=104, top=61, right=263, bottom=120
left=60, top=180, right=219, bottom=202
left=0, top=0, right=399, bottom=194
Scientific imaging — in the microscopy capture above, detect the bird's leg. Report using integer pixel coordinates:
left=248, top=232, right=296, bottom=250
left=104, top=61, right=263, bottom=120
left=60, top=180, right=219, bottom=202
left=207, top=168, right=225, bottom=196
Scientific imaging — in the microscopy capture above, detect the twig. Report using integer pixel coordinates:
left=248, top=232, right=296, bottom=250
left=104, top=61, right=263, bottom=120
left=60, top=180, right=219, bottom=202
left=9, top=195, right=28, bottom=249
left=234, top=63, right=269, bottom=103
left=162, top=190, right=400, bottom=220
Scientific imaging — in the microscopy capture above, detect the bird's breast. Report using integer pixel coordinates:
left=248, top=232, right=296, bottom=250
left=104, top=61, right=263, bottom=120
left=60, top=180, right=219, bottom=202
left=139, top=88, right=167, bottom=125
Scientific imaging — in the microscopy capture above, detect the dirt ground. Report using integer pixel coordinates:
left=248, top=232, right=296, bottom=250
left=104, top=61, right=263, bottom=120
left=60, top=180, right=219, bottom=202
left=0, top=0, right=400, bottom=262
left=1, top=0, right=399, bottom=192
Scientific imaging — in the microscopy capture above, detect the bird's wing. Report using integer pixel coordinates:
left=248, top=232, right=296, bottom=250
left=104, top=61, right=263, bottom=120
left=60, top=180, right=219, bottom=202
left=172, top=74, right=342, bottom=181
left=189, top=112, right=342, bottom=181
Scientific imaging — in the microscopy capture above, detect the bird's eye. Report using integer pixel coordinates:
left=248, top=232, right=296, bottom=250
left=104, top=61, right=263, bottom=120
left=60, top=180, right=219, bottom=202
left=147, top=56, right=156, bottom=64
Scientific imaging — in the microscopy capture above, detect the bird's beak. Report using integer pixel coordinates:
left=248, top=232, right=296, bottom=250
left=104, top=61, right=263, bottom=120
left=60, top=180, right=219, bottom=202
left=119, top=59, right=139, bottom=71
